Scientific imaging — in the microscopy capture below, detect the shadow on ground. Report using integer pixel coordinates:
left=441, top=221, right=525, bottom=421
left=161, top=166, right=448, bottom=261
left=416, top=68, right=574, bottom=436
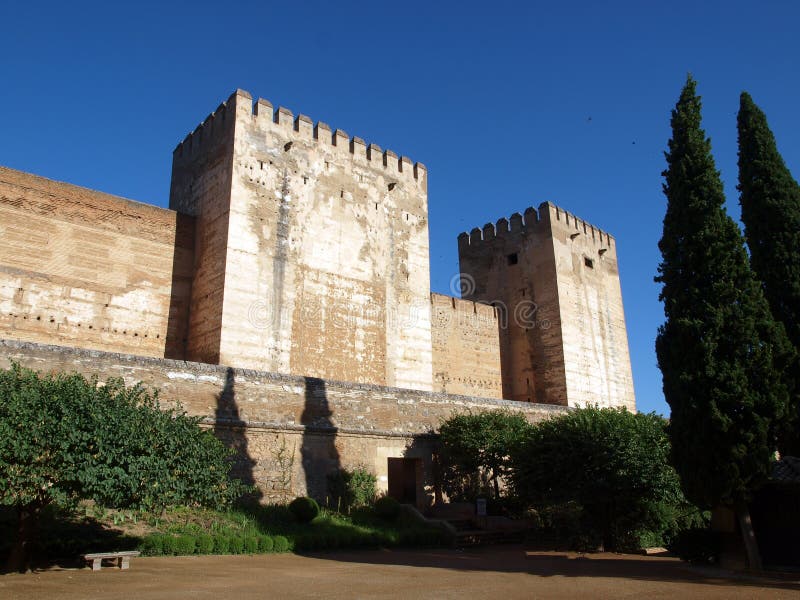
left=305, top=545, right=800, bottom=592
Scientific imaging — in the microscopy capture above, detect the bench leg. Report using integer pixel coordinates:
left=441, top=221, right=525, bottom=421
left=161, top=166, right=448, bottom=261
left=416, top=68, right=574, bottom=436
left=91, top=558, right=102, bottom=571
left=120, top=556, right=131, bottom=569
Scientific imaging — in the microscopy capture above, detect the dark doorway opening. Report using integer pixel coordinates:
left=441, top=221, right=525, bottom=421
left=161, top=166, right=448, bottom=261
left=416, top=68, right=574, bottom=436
left=388, top=458, right=419, bottom=504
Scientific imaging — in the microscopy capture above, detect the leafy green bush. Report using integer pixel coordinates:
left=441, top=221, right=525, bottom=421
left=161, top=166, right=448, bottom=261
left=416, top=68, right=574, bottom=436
left=174, top=535, right=196, bottom=555
left=273, top=535, right=289, bottom=552
left=140, top=534, right=164, bottom=556
left=161, top=535, right=177, bottom=555
left=244, top=536, right=259, bottom=553
left=213, top=535, right=231, bottom=554
left=289, top=497, right=320, bottom=523
left=196, top=534, right=214, bottom=554
left=512, top=407, right=692, bottom=552
left=0, top=363, right=249, bottom=570
left=374, top=496, right=401, bottom=520
left=439, top=410, right=532, bottom=501
left=229, top=536, right=244, bottom=554
left=258, top=535, right=274, bottom=552
left=327, top=467, right=377, bottom=511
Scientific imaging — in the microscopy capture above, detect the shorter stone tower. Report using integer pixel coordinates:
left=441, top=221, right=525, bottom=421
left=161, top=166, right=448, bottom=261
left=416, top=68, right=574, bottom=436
left=458, top=203, right=635, bottom=410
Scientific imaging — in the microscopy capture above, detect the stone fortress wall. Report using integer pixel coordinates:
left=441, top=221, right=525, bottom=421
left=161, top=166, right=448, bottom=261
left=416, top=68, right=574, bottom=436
left=0, top=167, right=194, bottom=360
left=0, top=88, right=636, bottom=503
left=458, top=203, right=635, bottom=410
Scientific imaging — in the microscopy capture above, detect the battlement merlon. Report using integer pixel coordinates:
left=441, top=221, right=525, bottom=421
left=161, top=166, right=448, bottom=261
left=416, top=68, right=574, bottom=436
left=458, top=202, right=616, bottom=253
left=175, top=89, right=427, bottom=182
left=430, top=292, right=499, bottom=320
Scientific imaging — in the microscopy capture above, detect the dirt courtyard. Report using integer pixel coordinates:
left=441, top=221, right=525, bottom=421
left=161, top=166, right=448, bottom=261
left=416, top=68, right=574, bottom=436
left=2, top=546, right=799, bottom=599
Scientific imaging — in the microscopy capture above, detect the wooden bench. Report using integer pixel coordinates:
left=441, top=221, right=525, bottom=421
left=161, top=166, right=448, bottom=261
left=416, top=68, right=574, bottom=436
left=82, top=551, right=140, bottom=571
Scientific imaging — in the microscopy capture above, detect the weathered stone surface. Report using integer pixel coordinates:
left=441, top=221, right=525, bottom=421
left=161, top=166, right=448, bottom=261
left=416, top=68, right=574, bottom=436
left=0, top=167, right=194, bottom=360
left=459, top=203, right=635, bottom=410
left=1, top=339, right=565, bottom=503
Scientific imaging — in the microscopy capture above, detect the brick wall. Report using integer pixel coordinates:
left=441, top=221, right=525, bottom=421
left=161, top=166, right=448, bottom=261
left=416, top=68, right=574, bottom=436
left=0, top=167, right=194, bottom=360
left=430, top=293, right=503, bottom=398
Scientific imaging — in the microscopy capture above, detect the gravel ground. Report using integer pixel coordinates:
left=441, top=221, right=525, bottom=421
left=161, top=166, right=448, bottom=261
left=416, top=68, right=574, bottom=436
left=2, top=546, right=799, bottom=599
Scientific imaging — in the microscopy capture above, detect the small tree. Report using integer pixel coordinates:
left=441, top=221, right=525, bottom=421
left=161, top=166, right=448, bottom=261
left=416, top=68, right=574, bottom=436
left=438, top=410, right=531, bottom=501
left=327, top=466, right=377, bottom=511
left=511, top=407, right=685, bottom=551
left=0, top=363, right=247, bottom=571
left=738, top=91, right=800, bottom=455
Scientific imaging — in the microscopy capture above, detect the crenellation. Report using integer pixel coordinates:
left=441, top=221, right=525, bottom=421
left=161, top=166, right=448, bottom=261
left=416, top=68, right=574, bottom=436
left=294, top=114, right=313, bottom=138
left=254, top=97, right=273, bottom=121
left=333, top=128, right=349, bottom=147
left=383, top=149, right=399, bottom=172
left=367, top=143, right=382, bottom=161
left=1, top=86, right=636, bottom=504
left=275, top=106, right=293, bottom=127
left=314, top=121, right=332, bottom=143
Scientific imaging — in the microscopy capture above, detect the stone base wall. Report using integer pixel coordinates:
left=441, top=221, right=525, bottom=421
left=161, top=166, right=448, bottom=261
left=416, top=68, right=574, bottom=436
left=1, top=339, right=567, bottom=505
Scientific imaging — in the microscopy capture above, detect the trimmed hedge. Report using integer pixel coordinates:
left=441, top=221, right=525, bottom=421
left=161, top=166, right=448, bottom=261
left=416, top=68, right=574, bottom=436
left=289, top=497, right=320, bottom=523
left=139, top=532, right=290, bottom=556
left=374, top=496, right=401, bottom=520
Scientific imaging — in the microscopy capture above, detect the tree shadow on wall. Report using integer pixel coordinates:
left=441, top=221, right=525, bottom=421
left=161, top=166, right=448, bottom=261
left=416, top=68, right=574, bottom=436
left=214, top=367, right=261, bottom=502
left=300, top=377, right=341, bottom=502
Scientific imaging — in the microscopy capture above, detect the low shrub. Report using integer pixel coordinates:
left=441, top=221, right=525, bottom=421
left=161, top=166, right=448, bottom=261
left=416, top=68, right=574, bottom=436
left=244, top=536, right=259, bottom=553
left=174, top=535, right=196, bottom=555
left=273, top=535, right=290, bottom=552
left=229, top=536, right=245, bottom=554
left=289, top=497, right=320, bottom=523
left=140, top=534, right=164, bottom=556
left=327, top=467, right=377, bottom=511
left=374, top=496, right=401, bottom=520
left=196, top=534, right=214, bottom=554
left=213, top=535, right=231, bottom=554
left=161, top=535, right=177, bottom=555
left=258, top=535, right=274, bottom=553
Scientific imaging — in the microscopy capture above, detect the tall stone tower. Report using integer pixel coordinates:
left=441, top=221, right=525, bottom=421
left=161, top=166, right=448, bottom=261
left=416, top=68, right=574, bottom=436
left=170, top=90, right=433, bottom=391
left=458, top=203, right=635, bottom=410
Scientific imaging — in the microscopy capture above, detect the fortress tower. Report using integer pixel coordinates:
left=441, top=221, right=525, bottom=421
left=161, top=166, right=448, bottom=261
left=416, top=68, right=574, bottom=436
left=458, top=203, right=635, bottom=410
left=170, top=90, right=433, bottom=390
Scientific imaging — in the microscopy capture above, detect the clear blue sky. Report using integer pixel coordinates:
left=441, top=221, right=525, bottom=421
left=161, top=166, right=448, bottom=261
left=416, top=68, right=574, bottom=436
left=2, top=1, right=799, bottom=415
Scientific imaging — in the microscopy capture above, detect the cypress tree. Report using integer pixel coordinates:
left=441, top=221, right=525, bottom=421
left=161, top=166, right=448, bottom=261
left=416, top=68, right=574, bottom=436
left=655, top=77, right=792, bottom=517
left=737, top=92, right=800, bottom=455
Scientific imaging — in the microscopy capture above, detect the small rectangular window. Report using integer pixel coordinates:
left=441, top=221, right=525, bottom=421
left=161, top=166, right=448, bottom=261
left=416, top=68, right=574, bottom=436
left=584, top=257, right=594, bottom=269
left=507, top=253, right=518, bottom=266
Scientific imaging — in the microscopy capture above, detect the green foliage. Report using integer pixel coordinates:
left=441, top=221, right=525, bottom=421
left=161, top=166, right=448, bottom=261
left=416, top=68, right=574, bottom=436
left=327, top=467, right=377, bottom=511
left=738, top=92, right=800, bottom=455
left=0, top=363, right=247, bottom=513
left=243, top=536, right=259, bottom=553
left=229, top=536, right=244, bottom=554
left=374, top=496, right=401, bottom=520
left=656, top=76, right=792, bottom=509
left=272, top=535, right=289, bottom=552
left=511, top=407, right=688, bottom=551
left=161, top=535, right=177, bottom=555
left=289, top=497, right=320, bottom=523
left=258, top=535, right=273, bottom=552
left=438, top=410, right=532, bottom=501
left=140, top=534, right=164, bottom=556
left=174, top=535, right=196, bottom=555
left=196, top=534, right=213, bottom=554
left=213, top=535, right=230, bottom=554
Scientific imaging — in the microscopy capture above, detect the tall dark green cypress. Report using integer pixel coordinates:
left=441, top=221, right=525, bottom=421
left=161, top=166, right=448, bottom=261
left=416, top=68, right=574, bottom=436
left=656, top=76, right=792, bottom=511
left=737, top=92, right=800, bottom=455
